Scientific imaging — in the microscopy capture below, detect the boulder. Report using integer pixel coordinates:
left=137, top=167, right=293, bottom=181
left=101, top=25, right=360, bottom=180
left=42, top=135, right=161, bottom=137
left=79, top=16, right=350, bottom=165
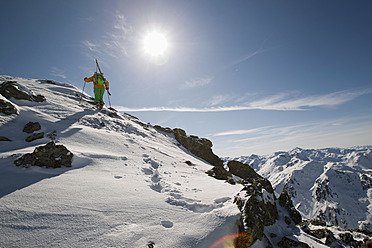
left=0, top=96, right=18, bottom=115
left=339, top=232, right=355, bottom=244
left=154, top=126, right=225, bottom=169
left=173, top=128, right=224, bottom=168
left=277, top=237, right=310, bottom=248
left=25, top=132, right=44, bottom=142
left=14, top=141, right=73, bottom=168
left=227, top=160, right=274, bottom=193
left=23, top=121, right=41, bottom=133
left=0, top=81, right=45, bottom=102
left=205, top=165, right=232, bottom=180
left=0, top=136, right=11, bottom=141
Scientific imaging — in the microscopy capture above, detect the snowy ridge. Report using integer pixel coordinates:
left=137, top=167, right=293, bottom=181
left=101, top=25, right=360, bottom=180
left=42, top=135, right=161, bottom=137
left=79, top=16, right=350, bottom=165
left=227, top=147, right=372, bottom=231
left=0, top=76, right=243, bottom=247
left=1, top=76, right=370, bottom=247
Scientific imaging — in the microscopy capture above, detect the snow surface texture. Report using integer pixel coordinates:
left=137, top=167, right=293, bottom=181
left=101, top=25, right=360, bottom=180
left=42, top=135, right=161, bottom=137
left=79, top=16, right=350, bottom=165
left=227, top=147, right=372, bottom=231
left=1, top=76, right=369, bottom=247
left=0, top=76, right=243, bottom=247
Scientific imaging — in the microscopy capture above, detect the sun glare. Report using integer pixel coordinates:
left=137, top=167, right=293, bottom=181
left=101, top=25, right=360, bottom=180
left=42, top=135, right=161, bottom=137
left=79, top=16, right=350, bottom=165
left=143, top=31, right=169, bottom=57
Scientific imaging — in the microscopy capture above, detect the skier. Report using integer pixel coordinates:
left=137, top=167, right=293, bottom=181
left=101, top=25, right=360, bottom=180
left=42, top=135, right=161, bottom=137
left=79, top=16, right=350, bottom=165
left=84, top=72, right=110, bottom=110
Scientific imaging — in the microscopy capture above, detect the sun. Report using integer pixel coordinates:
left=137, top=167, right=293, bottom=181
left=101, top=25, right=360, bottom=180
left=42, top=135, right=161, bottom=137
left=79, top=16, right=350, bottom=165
left=143, top=31, right=169, bottom=57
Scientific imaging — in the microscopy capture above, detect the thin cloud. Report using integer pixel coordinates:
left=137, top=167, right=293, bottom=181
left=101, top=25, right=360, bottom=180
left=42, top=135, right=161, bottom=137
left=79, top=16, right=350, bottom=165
left=214, top=127, right=271, bottom=137
left=115, top=105, right=255, bottom=112
left=82, top=13, right=134, bottom=60
left=247, top=88, right=372, bottom=111
left=115, top=88, right=372, bottom=113
left=203, top=94, right=233, bottom=106
left=183, top=76, right=213, bottom=89
left=82, top=40, right=98, bottom=52
left=50, top=67, right=67, bottom=79
left=218, top=116, right=372, bottom=156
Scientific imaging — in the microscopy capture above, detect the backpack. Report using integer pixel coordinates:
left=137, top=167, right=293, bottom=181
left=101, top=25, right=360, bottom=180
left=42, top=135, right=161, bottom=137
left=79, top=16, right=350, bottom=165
left=94, top=73, right=105, bottom=86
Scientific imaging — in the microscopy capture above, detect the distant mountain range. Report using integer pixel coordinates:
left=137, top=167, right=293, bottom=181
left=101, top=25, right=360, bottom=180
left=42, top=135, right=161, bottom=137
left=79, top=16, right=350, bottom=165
left=225, top=146, right=372, bottom=231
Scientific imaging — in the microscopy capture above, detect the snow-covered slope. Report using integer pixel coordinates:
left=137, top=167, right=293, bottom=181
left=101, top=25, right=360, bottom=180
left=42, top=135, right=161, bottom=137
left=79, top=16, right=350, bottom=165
left=228, top=147, right=372, bottom=231
left=0, top=76, right=243, bottom=247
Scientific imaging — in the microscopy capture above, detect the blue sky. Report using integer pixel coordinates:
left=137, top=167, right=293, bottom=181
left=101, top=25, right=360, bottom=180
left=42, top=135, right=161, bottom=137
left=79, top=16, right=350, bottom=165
left=1, top=0, right=372, bottom=157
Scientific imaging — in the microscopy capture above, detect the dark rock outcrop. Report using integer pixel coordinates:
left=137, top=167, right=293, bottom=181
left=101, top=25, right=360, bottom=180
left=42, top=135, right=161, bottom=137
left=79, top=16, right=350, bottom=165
left=279, top=189, right=302, bottom=225
left=277, top=237, right=310, bottom=248
left=0, top=97, right=18, bottom=115
left=154, top=126, right=224, bottom=168
left=0, top=136, right=11, bottom=141
left=234, top=182, right=278, bottom=241
left=227, top=160, right=274, bottom=193
left=0, top=81, right=45, bottom=102
left=205, top=165, right=232, bottom=180
left=232, top=161, right=278, bottom=242
left=14, top=141, right=73, bottom=168
left=25, top=132, right=44, bottom=142
left=172, top=128, right=224, bottom=167
left=23, top=121, right=41, bottom=133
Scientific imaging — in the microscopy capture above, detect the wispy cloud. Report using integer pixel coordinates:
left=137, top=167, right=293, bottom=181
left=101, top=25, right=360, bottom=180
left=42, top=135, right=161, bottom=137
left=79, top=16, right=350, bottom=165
left=214, top=127, right=271, bottom=137
left=213, top=116, right=372, bottom=156
left=82, top=40, right=98, bottom=52
left=50, top=67, right=67, bottom=79
left=82, top=12, right=134, bottom=60
left=203, top=94, right=233, bottom=106
left=114, top=106, right=255, bottom=112
left=115, top=88, right=372, bottom=113
left=182, top=76, right=213, bottom=89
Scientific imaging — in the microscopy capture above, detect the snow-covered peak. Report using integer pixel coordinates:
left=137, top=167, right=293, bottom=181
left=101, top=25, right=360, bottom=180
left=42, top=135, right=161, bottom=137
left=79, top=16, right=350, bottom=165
left=228, top=147, right=372, bottom=231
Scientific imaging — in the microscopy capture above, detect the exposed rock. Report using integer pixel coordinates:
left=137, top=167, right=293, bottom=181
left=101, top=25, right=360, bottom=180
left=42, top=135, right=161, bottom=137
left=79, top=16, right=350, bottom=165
left=153, top=126, right=225, bottom=172
left=205, top=165, right=231, bottom=180
left=227, top=160, right=274, bottom=193
left=310, top=219, right=327, bottom=227
left=285, top=216, right=292, bottom=225
left=0, top=81, right=45, bottom=102
left=47, top=130, right=57, bottom=141
left=154, top=125, right=173, bottom=134
left=14, top=141, right=73, bottom=168
left=339, top=232, right=355, bottom=244
left=234, top=179, right=278, bottom=241
left=172, top=128, right=224, bottom=167
left=306, top=228, right=335, bottom=242
left=23, top=121, right=41, bottom=133
left=277, top=236, right=310, bottom=248
left=185, top=161, right=193, bottom=166
left=0, top=136, right=11, bottom=141
left=279, top=189, right=302, bottom=225
left=25, top=132, right=44, bottom=142
left=365, top=239, right=372, bottom=247
left=0, top=96, right=18, bottom=115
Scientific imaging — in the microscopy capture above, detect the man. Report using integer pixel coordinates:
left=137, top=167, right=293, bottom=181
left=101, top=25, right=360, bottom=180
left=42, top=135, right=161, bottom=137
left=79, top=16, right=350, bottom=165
left=84, top=72, right=110, bottom=110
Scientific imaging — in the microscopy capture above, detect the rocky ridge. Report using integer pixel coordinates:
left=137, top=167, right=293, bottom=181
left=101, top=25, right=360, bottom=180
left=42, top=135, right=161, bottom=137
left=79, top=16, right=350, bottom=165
left=1, top=76, right=371, bottom=247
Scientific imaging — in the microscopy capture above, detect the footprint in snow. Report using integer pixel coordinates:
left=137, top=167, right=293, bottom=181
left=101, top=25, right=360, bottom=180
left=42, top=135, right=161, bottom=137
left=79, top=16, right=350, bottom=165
left=150, top=183, right=163, bottom=193
left=142, top=167, right=153, bottom=175
left=151, top=173, right=162, bottom=183
left=161, top=220, right=174, bottom=228
left=143, top=157, right=160, bottom=169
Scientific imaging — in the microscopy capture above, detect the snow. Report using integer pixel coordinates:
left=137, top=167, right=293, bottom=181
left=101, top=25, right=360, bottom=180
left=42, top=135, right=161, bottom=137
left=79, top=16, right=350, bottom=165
left=0, top=76, right=243, bottom=247
left=228, top=147, right=372, bottom=231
